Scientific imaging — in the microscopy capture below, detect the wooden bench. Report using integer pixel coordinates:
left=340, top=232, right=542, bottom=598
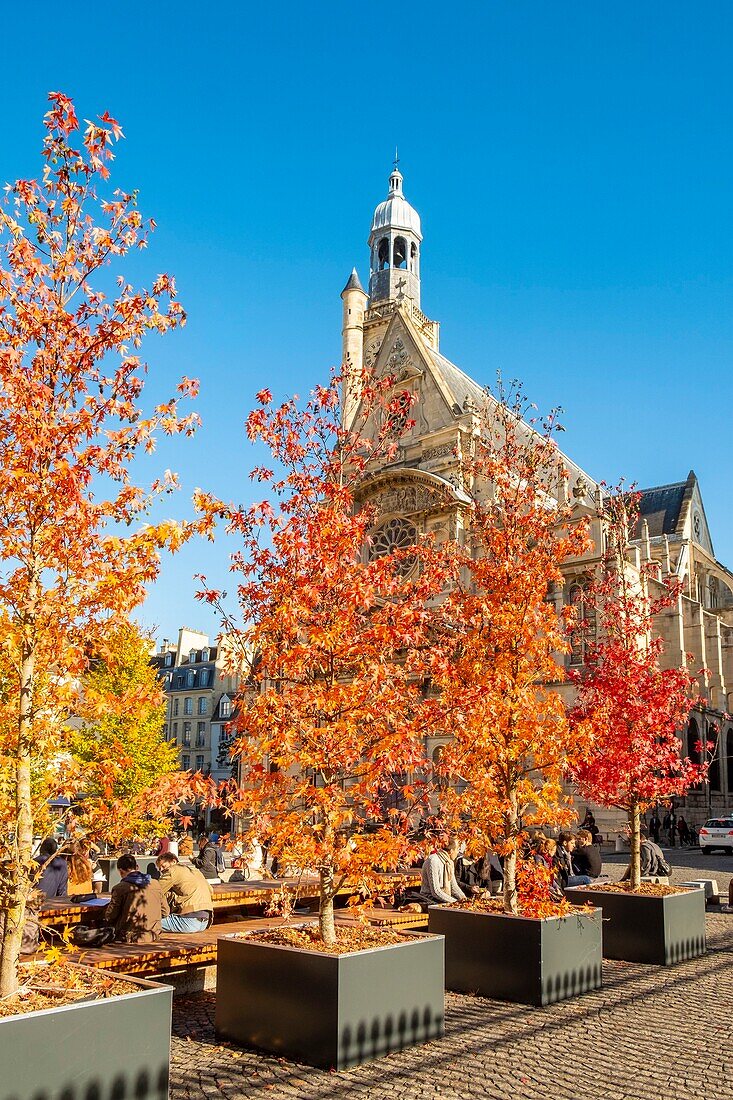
left=41, top=872, right=421, bottom=930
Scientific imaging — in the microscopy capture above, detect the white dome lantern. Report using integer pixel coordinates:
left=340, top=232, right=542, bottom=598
left=368, top=162, right=423, bottom=309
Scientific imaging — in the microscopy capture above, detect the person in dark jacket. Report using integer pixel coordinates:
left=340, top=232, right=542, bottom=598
left=555, top=832, right=592, bottom=889
left=195, top=833, right=225, bottom=880
left=571, top=829, right=602, bottom=879
left=35, top=837, right=68, bottom=899
left=104, top=854, right=166, bottom=943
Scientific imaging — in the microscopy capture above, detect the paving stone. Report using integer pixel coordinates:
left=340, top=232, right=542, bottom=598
left=170, top=856, right=733, bottom=1100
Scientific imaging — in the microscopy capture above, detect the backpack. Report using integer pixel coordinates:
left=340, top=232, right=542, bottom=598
left=71, top=924, right=116, bottom=947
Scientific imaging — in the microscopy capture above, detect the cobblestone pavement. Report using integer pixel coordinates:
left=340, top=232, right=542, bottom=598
left=170, top=855, right=733, bottom=1100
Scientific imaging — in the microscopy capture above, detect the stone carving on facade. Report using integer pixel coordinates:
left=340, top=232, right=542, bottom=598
left=363, top=477, right=456, bottom=519
left=421, top=442, right=455, bottom=463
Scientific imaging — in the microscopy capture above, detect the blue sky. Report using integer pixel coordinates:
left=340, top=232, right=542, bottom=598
left=2, top=3, right=732, bottom=641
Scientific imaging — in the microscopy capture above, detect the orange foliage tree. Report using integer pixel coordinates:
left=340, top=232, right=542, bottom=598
left=570, top=486, right=702, bottom=888
left=0, top=94, right=200, bottom=996
left=428, top=387, right=592, bottom=916
left=197, top=370, right=445, bottom=945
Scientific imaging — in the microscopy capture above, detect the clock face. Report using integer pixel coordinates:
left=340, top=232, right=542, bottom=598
left=364, top=339, right=382, bottom=368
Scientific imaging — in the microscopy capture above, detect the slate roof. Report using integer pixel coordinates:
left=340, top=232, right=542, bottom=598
left=341, top=268, right=365, bottom=294
left=427, top=348, right=489, bottom=413
left=637, top=473, right=694, bottom=537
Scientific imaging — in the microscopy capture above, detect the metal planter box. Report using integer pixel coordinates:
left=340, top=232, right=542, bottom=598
left=0, top=970, right=172, bottom=1100
left=215, top=931, right=445, bottom=1069
left=428, top=905, right=602, bottom=1006
left=565, top=886, right=706, bottom=965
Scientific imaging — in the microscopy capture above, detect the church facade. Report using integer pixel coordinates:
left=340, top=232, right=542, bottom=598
left=340, top=165, right=733, bottom=828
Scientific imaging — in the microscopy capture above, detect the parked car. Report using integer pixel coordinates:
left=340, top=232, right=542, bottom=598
left=698, top=817, right=733, bottom=854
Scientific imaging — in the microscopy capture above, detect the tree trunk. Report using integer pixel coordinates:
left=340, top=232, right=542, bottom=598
left=628, top=801, right=641, bottom=890
left=319, top=863, right=337, bottom=947
left=0, top=634, right=36, bottom=998
left=502, top=792, right=519, bottom=916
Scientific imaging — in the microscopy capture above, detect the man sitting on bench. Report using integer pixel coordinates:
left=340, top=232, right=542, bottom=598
left=104, top=854, right=166, bottom=943
left=157, top=852, right=214, bottom=933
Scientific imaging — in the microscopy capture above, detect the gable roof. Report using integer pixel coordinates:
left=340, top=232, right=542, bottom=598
left=637, top=479, right=689, bottom=537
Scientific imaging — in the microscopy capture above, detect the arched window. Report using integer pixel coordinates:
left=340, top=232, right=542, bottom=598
left=189, top=649, right=197, bottom=664
left=709, top=737, right=722, bottom=791
left=393, top=236, right=407, bottom=269
left=687, top=716, right=703, bottom=790
left=568, top=581, right=596, bottom=665
left=186, top=670, right=195, bottom=688
left=378, top=238, right=390, bottom=270
left=432, top=744, right=449, bottom=791
left=201, top=648, right=210, bottom=662
left=410, top=241, right=418, bottom=272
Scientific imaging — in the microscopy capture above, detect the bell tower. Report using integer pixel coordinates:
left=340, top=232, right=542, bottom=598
left=368, top=159, right=422, bottom=309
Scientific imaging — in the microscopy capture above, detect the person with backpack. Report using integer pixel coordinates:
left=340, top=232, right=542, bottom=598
left=195, top=833, right=226, bottom=881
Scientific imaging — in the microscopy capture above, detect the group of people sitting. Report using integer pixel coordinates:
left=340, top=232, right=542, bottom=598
left=413, top=828, right=604, bottom=910
left=30, top=836, right=218, bottom=948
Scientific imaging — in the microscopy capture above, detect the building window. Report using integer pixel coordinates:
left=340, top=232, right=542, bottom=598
left=369, top=517, right=417, bottom=576
left=568, top=581, right=596, bottom=665
left=197, top=697, right=207, bottom=715
left=187, top=670, right=195, bottom=688
left=378, top=237, right=389, bottom=270
left=176, top=675, right=184, bottom=688
left=219, top=697, right=232, bottom=719
left=189, top=649, right=197, bottom=663
left=182, top=755, right=190, bottom=771
left=393, top=235, right=407, bottom=269
left=195, top=755, right=204, bottom=772
left=163, top=723, right=168, bottom=739
left=184, top=697, right=193, bottom=715
left=173, top=699, right=179, bottom=717
left=202, top=648, right=210, bottom=662
left=196, top=722, right=206, bottom=748
left=199, top=669, right=209, bottom=687
left=165, top=653, right=173, bottom=666
left=171, top=722, right=178, bottom=742
left=183, top=722, right=191, bottom=747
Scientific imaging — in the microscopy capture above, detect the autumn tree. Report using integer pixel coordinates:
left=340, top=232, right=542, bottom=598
left=428, top=386, right=592, bottom=916
left=69, top=622, right=179, bottom=845
left=0, top=94, right=199, bottom=996
left=198, top=370, right=444, bottom=946
left=570, top=486, right=703, bottom=888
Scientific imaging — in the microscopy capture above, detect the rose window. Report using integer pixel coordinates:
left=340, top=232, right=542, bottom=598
left=369, top=517, right=417, bottom=575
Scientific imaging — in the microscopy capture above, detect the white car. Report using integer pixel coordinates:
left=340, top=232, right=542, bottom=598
left=699, top=818, right=733, bottom=854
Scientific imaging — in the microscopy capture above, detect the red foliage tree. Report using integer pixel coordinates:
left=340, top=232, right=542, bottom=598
left=570, top=486, right=704, bottom=887
left=428, top=386, right=592, bottom=916
left=197, top=370, right=446, bottom=945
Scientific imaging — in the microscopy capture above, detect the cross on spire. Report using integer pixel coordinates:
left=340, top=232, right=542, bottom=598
left=393, top=145, right=399, bottom=171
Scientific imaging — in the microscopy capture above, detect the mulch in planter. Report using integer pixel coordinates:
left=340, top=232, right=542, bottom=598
left=580, top=882, right=690, bottom=898
left=242, top=924, right=412, bottom=954
left=1, top=960, right=134, bottom=1019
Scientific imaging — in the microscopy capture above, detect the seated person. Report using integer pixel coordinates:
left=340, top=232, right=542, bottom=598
left=620, top=825, right=671, bottom=881
left=34, top=837, right=68, bottom=899
left=104, top=854, right=165, bottom=943
left=571, top=829, right=602, bottom=880
left=419, top=835, right=467, bottom=908
left=532, top=834, right=565, bottom=903
left=156, top=852, right=214, bottom=933
left=455, top=849, right=504, bottom=897
left=67, top=841, right=96, bottom=900
left=555, top=831, right=592, bottom=888
left=194, top=833, right=225, bottom=881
